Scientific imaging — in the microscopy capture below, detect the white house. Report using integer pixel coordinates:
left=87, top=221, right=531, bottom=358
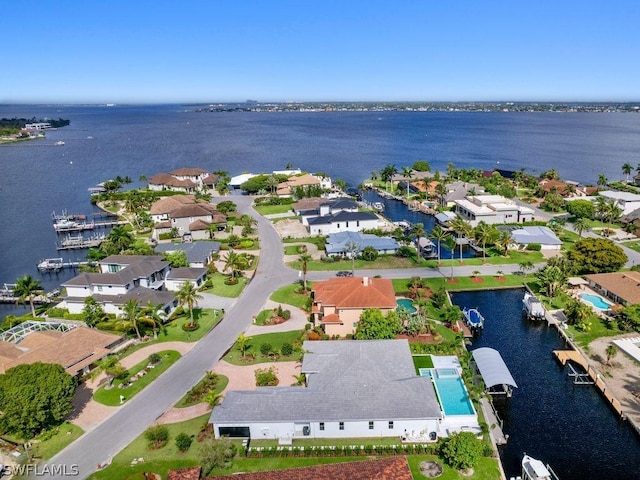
left=210, top=340, right=445, bottom=443
left=510, top=226, right=562, bottom=251
left=454, top=195, right=534, bottom=226
left=165, top=267, right=207, bottom=292
left=598, top=191, right=640, bottom=216
left=307, top=211, right=379, bottom=235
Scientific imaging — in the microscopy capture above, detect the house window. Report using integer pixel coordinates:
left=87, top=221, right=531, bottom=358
left=357, top=221, right=360, bottom=227
left=319, top=422, right=325, bottom=431
left=388, top=421, right=394, bottom=429
left=97, top=286, right=103, bottom=292
left=336, top=224, right=340, bottom=229
left=339, top=422, right=344, bottom=430
left=369, top=421, right=374, bottom=430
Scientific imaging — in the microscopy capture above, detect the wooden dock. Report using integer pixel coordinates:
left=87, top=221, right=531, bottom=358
left=53, top=219, right=127, bottom=232
left=553, top=349, right=625, bottom=418
left=56, top=233, right=106, bottom=251
left=37, top=258, right=91, bottom=272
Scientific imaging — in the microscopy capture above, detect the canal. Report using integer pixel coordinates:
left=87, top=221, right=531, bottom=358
left=451, top=289, right=640, bottom=480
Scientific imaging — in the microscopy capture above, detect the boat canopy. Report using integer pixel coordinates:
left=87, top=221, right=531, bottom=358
left=472, top=347, right=518, bottom=389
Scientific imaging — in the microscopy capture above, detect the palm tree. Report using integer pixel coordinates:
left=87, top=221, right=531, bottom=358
left=597, top=174, right=608, bottom=189
left=121, top=299, right=144, bottom=339
left=265, top=175, right=279, bottom=195
left=236, top=333, right=250, bottom=359
left=410, top=223, right=426, bottom=253
left=518, top=260, right=534, bottom=275
left=449, top=216, right=472, bottom=260
left=442, top=236, right=457, bottom=280
left=535, top=265, right=566, bottom=297
left=605, top=344, right=618, bottom=366
left=14, top=275, right=43, bottom=317
left=402, top=166, right=413, bottom=198
left=175, top=281, right=204, bottom=328
left=474, top=222, right=494, bottom=263
left=622, top=163, right=633, bottom=183
left=379, top=164, right=397, bottom=192
left=105, top=225, right=134, bottom=253
left=429, top=225, right=450, bottom=263
left=344, top=241, right=361, bottom=275
left=495, top=230, right=512, bottom=257
left=142, top=301, right=166, bottom=340
left=222, top=251, right=248, bottom=280
left=572, top=217, right=590, bottom=238
left=299, top=253, right=312, bottom=292
left=435, top=182, right=448, bottom=206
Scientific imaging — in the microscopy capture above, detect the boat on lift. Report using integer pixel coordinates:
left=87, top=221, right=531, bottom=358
left=462, top=307, right=484, bottom=330
left=372, top=202, right=385, bottom=211
left=514, top=453, right=559, bottom=480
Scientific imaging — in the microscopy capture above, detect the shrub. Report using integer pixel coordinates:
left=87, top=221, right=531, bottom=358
left=281, top=309, right=291, bottom=320
left=175, top=432, right=193, bottom=452
left=260, top=343, right=273, bottom=356
left=255, top=367, right=279, bottom=386
left=439, top=431, right=483, bottom=470
left=148, top=353, right=161, bottom=365
left=361, top=246, right=379, bottom=261
left=396, top=246, right=414, bottom=257
left=526, top=243, right=541, bottom=251
left=144, top=424, right=169, bottom=449
left=281, top=343, right=293, bottom=356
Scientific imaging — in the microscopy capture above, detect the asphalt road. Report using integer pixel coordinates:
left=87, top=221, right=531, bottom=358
left=46, top=196, right=543, bottom=479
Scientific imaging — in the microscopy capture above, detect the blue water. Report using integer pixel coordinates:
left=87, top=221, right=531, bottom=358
left=433, top=376, right=475, bottom=416
left=580, top=293, right=612, bottom=310
left=451, top=289, right=640, bottom=480
left=1, top=106, right=639, bottom=317
left=396, top=298, right=417, bottom=314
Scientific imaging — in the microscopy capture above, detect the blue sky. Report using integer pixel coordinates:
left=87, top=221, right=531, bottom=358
left=3, top=1, right=639, bottom=103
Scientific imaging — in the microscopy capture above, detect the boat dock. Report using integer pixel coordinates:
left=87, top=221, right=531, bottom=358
left=553, top=349, right=625, bottom=418
left=0, top=284, right=60, bottom=304
left=56, top=233, right=106, bottom=250
left=37, top=258, right=91, bottom=273
left=53, top=218, right=126, bottom=232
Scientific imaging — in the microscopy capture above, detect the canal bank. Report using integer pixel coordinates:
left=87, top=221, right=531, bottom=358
left=451, top=288, right=640, bottom=480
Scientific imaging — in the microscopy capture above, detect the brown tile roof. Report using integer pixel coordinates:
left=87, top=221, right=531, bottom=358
left=0, top=327, right=122, bottom=375
left=312, top=277, right=396, bottom=309
left=189, top=219, right=211, bottom=231
left=320, top=313, right=342, bottom=324
left=149, top=174, right=196, bottom=188
left=150, top=195, right=197, bottom=215
left=202, top=174, right=219, bottom=185
left=292, top=197, right=325, bottom=212
left=277, top=174, right=321, bottom=195
left=167, top=467, right=202, bottom=480
left=208, top=457, right=412, bottom=480
left=585, top=271, right=640, bottom=305
left=538, top=179, right=569, bottom=195
left=170, top=167, right=208, bottom=176
left=170, top=203, right=219, bottom=219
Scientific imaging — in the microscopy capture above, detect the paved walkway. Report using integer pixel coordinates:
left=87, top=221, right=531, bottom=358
left=157, top=402, right=212, bottom=425
left=213, top=359, right=301, bottom=393
left=245, top=300, right=308, bottom=336
left=199, top=292, right=238, bottom=310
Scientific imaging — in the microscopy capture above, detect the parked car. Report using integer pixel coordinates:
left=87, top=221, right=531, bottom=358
left=336, top=270, right=353, bottom=277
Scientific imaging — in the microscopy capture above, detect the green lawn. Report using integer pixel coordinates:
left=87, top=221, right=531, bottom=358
left=392, top=275, right=529, bottom=296
left=31, top=422, right=84, bottom=461
left=622, top=241, right=640, bottom=254
left=284, top=245, right=301, bottom=255
left=567, top=316, right=624, bottom=349
left=202, top=272, right=249, bottom=297
left=270, top=283, right=311, bottom=310
left=89, top=414, right=209, bottom=480
left=94, top=351, right=181, bottom=406
left=412, top=354, right=434, bottom=373
left=255, top=309, right=275, bottom=325
left=407, top=455, right=501, bottom=480
left=175, top=374, right=229, bottom=408
left=251, top=436, right=405, bottom=448
left=289, top=255, right=426, bottom=271
left=224, top=330, right=304, bottom=366
left=425, top=250, right=544, bottom=268
left=254, top=204, right=294, bottom=215
left=283, top=236, right=327, bottom=249
left=156, top=309, right=223, bottom=343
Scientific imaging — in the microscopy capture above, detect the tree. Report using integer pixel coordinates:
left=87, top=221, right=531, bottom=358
left=163, top=250, right=189, bottom=268
left=412, top=160, right=431, bottom=172
left=102, top=225, right=134, bottom=254
left=142, top=301, right=166, bottom=340
left=379, top=164, right=397, bottom=191
left=121, top=299, right=144, bottom=339
left=175, top=281, right=204, bottom=328
left=605, top=344, right=618, bottom=366
left=567, top=238, right=627, bottom=274
left=518, top=260, right=534, bottom=275
left=430, top=225, right=450, bottom=263
left=82, top=297, right=105, bottom=327
left=361, top=246, right=379, bottom=261
left=0, top=362, right=77, bottom=438
left=411, top=223, right=426, bottom=253
left=265, top=175, right=279, bottom=195
left=597, top=174, right=608, bottom=189
left=535, top=265, right=566, bottom=297
left=354, top=309, right=401, bottom=340
left=216, top=201, right=237, bottom=215
left=144, top=424, right=169, bottom=449
left=565, top=199, right=595, bottom=219
left=449, top=216, right=472, bottom=260
left=175, top=432, right=193, bottom=452
left=495, top=230, right=512, bottom=257
left=572, top=217, right=590, bottom=238
left=200, top=438, right=236, bottom=475
left=622, top=162, right=633, bottom=183
left=298, top=253, right=312, bottom=291
left=344, top=241, right=361, bottom=275
left=541, top=192, right=564, bottom=212
left=402, top=166, right=413, bottom=198
left=334, top=178, right=347, bottom=191
left=13, top=275, right=43, bottom=317
left=440, top=431, right=484, bottom=470
left=474, top=222, right=497, bottom=263
left=236, top=333, right=250, bottom=359
left=91, top=355, right=125, bottom=385
left=222, top=250, right=248, bottom=280
left=564, top=298, right=592, bottom=327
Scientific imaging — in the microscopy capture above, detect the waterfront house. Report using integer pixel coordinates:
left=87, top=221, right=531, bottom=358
left=154, top=241, right=221, bottom=267
left=167, top=203, right=227, bottom=240
left=148, top=173, right=198, bottom=193
left=325, top=231, right=399, bottom=256
left=210, top=340, right=443, bottom=443
left=165, top=267, right=207, bottom=292
left=510, top=226, right=562, bottom=250
left=169, top=167, right=209, bottom=186
left=311, top=276, right=396, bottom=337
left=307, top=211, right=379, bottom=235
left=149, top=195, right=198, bottom=222
left=454, top=194, right=534, bottom=227
left=584, top=271, right=640, bottom=306
left=598, top=190, right=640, bottom=216
left=276, top=173, right=332, bottom=196
left=202, top=174, right=220, bottom=190
left=60, top=255, right=176, bottom=316
left=439, top=182, right=485, bottom=207
left=0, top=321, right=123, bottom=376
left=620, top=207, right=640, bottom=236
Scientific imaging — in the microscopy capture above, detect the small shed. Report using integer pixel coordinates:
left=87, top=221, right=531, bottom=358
left=472, top=347, right=518, bottom=396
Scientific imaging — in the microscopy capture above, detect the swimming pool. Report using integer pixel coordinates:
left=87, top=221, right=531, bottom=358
left=397, top=298, right=417, bottom=314
left=419, top=369, right=475, bottom=416
left=580, top=293, right=613, bottom=310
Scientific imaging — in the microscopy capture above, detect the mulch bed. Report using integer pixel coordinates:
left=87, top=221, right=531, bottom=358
left=471, top=277, right=484, bottom=283
left=495, top=276, right=507, bottom=282
left=396, top=334, right=438, bottom=344
left=264, top=316, right=287, bottom=326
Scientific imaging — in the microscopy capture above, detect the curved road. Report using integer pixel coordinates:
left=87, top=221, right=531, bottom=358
left=48, top=196, right=537, bottom=479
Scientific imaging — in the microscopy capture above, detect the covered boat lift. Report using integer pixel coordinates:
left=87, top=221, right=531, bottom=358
left=472, top=347, right=518, bottom=396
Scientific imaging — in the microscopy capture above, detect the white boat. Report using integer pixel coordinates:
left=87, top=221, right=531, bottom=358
left=53, top=219, right=78, bottom=230
left=54, top=141, right=65, bottom=146
left=519, top=454, right=559, bottom=480
left=523, top=292, right=546, bottom=320
left=372, top=202, right=385, bottom=211
left=462, top=307, right=484, bottom=329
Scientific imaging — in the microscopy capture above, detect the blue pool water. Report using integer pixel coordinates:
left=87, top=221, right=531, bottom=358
left=580, top=293, right=612, bottom=310
left=433, top=376, right=475, bottom=416
left=396, top=298, right=417, bottom=314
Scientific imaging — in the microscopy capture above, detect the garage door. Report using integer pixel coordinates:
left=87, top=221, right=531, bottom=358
left=218, top=426, right=250, bottom=438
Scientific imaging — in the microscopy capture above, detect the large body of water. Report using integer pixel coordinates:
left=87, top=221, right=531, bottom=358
left=452, top=289, right=640, bottom=480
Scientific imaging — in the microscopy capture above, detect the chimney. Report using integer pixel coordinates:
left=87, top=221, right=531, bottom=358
left=363, top=277, right=369, bottom=287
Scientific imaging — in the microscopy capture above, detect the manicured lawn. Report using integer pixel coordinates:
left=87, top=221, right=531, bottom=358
left=32, top=422, right=84, bottom=461
left=567, top=317, right=624, bottom=349
left=223, top=330, right=304, bottom=365
left=94, top=351, right=181, bottom=406
left=255, top=309, right=276, bottom=325
left=270, top=283, right=311, bottom=310
left=283, top=236, right=327, bottom=249
left=175, top=374, right=229, bottom=408
left=254, top=204, right=294, bottom=215
left=202, top=272, right=248, bottom=297
left=284, top=245, right=301, bottom=255
left=392, top=275, right=529, bottom=295
left=89, top=414, right=209, bottom=480
left=407, top=455, right=501, bottom=480
left=156, top=309, right=223, bottom=343
left=251, top=436, right=404, bottom=448
left=622, top=241, right=640, bottom=254
left=425, top=250, right=543, bottom=268
left=412, top=354, right=434, bottom=373
left=289, top=255, right=426, bottom=271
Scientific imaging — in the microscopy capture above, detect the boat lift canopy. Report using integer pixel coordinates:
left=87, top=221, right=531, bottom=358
left=472, top=347, right=518, bottom=389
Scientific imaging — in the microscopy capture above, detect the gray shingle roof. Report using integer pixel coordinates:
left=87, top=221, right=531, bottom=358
left=325, top=232, right=399, bottom=254
left=167, top=267, right=207, bottom=280
left=307, top=211, right=378, bottom=226
left=210, top=340, right=441, bottom=424
left=511, top=226, right=561, bottom=246
left=155, top=241, right=221, bottom=264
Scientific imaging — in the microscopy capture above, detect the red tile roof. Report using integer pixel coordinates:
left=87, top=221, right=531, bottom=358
left=208, top=457, right=413, bottom=480
left=320, top=313, right=342, bottom=324
left=312, top=277, right=396, bottom=309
